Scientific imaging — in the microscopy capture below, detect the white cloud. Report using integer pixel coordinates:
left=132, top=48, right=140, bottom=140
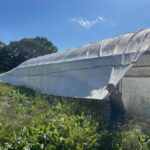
left=71, top=16, right=106, bottom=29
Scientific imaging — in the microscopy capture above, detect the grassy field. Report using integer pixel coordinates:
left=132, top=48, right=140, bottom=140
left=0, top=82, right=150, bottom=150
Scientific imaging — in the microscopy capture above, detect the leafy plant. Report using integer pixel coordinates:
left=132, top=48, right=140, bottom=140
left=0, top=83, right=149, bottom=150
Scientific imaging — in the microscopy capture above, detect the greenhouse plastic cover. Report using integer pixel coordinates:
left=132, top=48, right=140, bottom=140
left=0, top=29, right=150, bottom=99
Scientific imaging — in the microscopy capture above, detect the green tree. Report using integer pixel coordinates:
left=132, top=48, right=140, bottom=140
left=0, top=37, right=58, bottom=72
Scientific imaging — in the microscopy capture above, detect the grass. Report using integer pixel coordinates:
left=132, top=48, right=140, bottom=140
left=0, top=82, right=150, bottom=150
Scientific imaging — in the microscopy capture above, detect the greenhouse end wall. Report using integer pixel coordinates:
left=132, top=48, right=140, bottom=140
left=122, top=77, right=150, bottom=118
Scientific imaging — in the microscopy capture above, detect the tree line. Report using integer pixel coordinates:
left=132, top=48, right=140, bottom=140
left=0, top=37, right=58, bottom=72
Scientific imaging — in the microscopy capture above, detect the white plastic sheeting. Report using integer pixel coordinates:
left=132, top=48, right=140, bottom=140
left=0, top=29, right=150, bottom=99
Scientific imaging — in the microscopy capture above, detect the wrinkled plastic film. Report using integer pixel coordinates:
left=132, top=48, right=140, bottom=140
left=0, top=29, right=150, bottom=99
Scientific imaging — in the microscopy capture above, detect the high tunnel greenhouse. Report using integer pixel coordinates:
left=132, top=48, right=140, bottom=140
left=0, top=29, right=150, bottom=116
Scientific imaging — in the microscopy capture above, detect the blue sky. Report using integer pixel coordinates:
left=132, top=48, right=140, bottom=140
left=0, top=0, right=150, bottom=51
